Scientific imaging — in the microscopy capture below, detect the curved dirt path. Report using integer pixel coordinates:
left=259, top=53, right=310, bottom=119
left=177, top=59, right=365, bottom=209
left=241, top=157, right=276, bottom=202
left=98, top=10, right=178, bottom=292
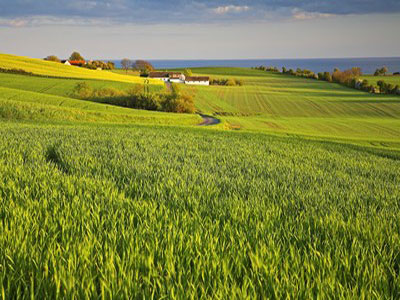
left=198, top=114, right=221, bottom=126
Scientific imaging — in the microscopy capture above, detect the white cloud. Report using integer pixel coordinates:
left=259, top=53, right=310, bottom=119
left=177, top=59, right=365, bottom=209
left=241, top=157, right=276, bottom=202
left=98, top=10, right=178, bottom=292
left=0, top=16, right=112, bottom=27
left=213, top=5, right=250, bottom=15
left=292, top=9, right=334, bottom=20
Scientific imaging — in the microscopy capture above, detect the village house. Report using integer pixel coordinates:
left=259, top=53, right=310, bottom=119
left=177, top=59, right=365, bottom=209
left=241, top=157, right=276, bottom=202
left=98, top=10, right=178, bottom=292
left=61, top=60, right=86, bottom=67
left=148, top=72, right=171, bottom=82
left=148, top=72, right=210, bottom=85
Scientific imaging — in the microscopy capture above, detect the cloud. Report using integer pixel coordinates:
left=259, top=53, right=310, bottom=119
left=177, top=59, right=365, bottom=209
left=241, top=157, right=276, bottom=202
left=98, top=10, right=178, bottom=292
left=213, top=5, right=250, bottom=15
left=0, top=0, right=399, bottom=27
left=291, top=9, right=334, bottom=21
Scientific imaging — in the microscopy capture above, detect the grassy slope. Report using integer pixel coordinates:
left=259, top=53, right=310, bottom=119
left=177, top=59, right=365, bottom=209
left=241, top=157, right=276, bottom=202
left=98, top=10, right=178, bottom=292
left=182, top=67, right=400, bottom=145
left=0, top=73, right=163, bottom=98
left=0, top=53, right=163, bottom=86
left=0, top=86, right=200, bottom=125
left=0, top=55, right=199, bottom=126
left=1, top=122, right=399, bottom=298
left=360, top=75, right=400, bottom=87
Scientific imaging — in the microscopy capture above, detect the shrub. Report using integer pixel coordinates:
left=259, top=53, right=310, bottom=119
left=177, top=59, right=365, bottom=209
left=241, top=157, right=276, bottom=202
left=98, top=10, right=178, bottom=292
left=73, top=82, right=93, bottom=99
left=235, top=79, right=244, bottom=86
left=44, top=55, right=60, bottom=62
left=226, top=79, right=236, bottom=86
left=126, top=84, right=144, bottom=96
left=184, top=69, right=193, bottom=77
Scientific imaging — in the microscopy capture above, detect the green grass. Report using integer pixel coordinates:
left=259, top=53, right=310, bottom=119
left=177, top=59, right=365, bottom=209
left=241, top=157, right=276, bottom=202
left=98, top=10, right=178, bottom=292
left=0, top=53, right=163, bottom=85
left=0, top=122, right=399, bottom=298
left=0, top=73, right=163, bottom=98
left=0, top=86, right=200, bottom=126
left=1, top=57, right=400, bottom=298
left=360, top=75, right=400, bottom=88
left=180, top=68, right=400, bottom=144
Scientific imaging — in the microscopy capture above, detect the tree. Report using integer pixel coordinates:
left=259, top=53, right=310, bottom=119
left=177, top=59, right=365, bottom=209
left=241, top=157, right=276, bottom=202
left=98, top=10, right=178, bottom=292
left=44, top=55, right=60, bottom=62
left=133, top=60, right=154, bottom=72
left=69, top=51, right=85, bottom=61
left=380, top=66, right=388, bottom=76
left=121, top=58, right=132, bottom=74
left=323, top=72, right=332, bottom=82
left=183, top=69, right=193, bottom=77
left=282, top=67, right=287, bottom=74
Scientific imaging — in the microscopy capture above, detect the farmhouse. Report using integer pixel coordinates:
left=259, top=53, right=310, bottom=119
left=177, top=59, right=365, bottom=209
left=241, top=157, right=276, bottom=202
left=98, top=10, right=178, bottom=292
left=149, top=72, right=185, bottom=83
left=148, top=72, right=210, bottom=85
left=185, top=76, right=210, bottom=86
left=148, top=72, right=171, bottom=82
left=61, top=60, right=86, bottom=67
left=169, top=72, right=186, bottom=83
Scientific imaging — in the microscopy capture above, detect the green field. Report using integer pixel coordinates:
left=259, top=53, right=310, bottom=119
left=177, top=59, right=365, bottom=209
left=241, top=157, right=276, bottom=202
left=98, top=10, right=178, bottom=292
left=360, top=75, right=400, bottom=87
left=1, top=54, right=400, bottom=298
left=181, top=67, right=400, bottom=145
left=1, top=122, right=400, bottom=298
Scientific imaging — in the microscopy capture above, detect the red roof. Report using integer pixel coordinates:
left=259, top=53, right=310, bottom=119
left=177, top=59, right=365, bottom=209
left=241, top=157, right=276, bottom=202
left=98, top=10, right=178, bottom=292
left=68, top=60, right=86, bottom=65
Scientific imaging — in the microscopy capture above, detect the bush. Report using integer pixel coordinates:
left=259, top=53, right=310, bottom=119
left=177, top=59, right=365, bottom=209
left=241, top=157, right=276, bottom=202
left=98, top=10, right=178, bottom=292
left=84, top=60, right=115, bottom=70
left=210, top=78, right=243, bottom=86
left=73, top=82, right=93, bottom=99
left=183, top=69, right=193, bottom=77
left=235, top=79, right=244, bottom=86
left=226, top=79, right=236, bottom=86
left=44, top=55, right=60, bottom=63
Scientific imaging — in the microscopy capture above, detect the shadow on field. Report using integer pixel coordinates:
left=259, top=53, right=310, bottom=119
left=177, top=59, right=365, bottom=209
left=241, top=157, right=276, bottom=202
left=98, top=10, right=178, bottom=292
left=45, top=144, right=70, bottom=174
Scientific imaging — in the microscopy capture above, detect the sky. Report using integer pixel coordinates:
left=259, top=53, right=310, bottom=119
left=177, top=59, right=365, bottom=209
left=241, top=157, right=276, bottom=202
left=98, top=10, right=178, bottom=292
left=1, top=0, right=400, bottom=59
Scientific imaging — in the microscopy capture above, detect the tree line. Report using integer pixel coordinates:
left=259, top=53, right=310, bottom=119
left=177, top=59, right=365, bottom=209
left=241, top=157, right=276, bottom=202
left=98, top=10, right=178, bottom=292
left=44, top=52, right=115, bottom=70
left=254, top=65, right=400, bottom=96
left=72, top=82, right=195, bottom=114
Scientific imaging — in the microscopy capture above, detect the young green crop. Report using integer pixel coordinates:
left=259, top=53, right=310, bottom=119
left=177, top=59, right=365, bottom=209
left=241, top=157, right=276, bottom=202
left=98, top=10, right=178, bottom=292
left=0, top=122, right=399, bottom=298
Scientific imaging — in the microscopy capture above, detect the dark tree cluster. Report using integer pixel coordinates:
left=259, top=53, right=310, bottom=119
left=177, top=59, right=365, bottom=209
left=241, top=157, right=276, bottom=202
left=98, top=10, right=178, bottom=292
left=210, top=78, right=244, bottom=86
left=254, top=66, right=279, bottom=72
left=84, top=60, right=115, bottom=70
left=377, top=80, right=400, bottom=95
left=374, top=66, right=389, bottom=76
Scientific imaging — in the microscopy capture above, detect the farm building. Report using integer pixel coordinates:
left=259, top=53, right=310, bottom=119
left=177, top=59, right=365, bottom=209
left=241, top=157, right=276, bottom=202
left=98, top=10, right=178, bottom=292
left=61, top=60, right=85, bottom=67
left=169, top=72, right=186, bottom=83
left=149, top=72, right=185, bottom=83
left=148, top=72, right=171, bottom=82
left=185, top=76, right=210, bottom=86
left=148, top=72, right=210, bottom=85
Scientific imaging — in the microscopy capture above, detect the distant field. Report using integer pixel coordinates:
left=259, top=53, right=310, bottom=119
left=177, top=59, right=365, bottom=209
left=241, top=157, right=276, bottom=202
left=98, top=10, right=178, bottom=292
left=0, top=73, right=163, bottom=98
left=360, top=75, right=400, bottom=87
left=0, top=53, right=163, bottom=85
left=111, top=69, right=141, bottom=76
left=180, top=67, right=400, bottom=145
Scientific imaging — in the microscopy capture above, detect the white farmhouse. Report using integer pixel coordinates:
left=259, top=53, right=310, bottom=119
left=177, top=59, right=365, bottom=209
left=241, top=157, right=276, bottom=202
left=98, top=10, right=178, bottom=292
left=61, top=60, right=71, bottom=66
left=168, top=72, right=186, bottom=83
left=148, top=72, right=170, bottom=82
left=185, top=76, right=210, bottom=86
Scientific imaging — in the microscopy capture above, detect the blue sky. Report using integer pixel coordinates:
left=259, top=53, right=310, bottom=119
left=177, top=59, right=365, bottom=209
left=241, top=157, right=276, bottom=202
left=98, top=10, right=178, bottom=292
left=1, top=0, right=399, bottom=59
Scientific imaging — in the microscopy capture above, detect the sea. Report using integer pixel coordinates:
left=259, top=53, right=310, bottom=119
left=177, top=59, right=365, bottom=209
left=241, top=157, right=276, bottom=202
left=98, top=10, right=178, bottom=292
left=110, top=57, right=400, bottom=75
